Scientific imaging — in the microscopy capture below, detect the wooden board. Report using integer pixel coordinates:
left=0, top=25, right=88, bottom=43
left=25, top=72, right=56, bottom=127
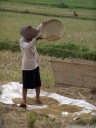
left=50, top=58, right=96, bottom=87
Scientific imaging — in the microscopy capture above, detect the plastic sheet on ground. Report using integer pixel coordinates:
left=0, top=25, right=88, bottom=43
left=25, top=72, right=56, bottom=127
left=0, top=82, right=96, bottom=115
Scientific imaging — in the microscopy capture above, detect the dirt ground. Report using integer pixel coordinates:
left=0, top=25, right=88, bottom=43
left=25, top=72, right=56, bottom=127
left=0, top=84, right=96, bottom=128
left=43, top=84, right=96, bottom=106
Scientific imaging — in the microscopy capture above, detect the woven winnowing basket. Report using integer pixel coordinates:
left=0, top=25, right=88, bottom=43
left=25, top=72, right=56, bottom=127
left=42, top=19, right=64, bottom=41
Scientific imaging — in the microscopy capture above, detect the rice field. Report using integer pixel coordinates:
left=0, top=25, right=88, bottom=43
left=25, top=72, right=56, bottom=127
left=0, top=0, right=96, bottom=50
left=0, top=1, right=96, bottom=127
left=0, top=0, right=96, bottom=85
left=1, top=0, right=95, bottom=8
left=0, top=11, right=96, bottom=50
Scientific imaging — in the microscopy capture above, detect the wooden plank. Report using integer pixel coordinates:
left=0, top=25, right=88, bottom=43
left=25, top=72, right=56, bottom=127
left=82, top=75, right=96, bottom=88
left=50, top=59, right=96, bottom=87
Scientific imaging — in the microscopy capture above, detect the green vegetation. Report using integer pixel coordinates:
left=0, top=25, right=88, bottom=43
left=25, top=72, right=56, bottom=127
left=0, top=51, right=54, bottom=86
left=27, top=112, right=37, bottom=128
left=0, top=0, right=96, bottom=60
left=0, top=0, right=96, bottom=20
left=0, top=40, right=96, bottom=61
left=0, top=40, right=20, bottom=52
left=0, top=8, right=96, bottom=21
left=0, top=1, right=96, bottom=127
left=0, top=0, right=96, bottom=10
left=0, top=11, right=96, bottom=48
left=37, top=43, right=96, bottom=61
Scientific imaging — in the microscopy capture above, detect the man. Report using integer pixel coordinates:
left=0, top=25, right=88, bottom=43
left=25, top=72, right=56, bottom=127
left=19, top=23, right=45, bottom=108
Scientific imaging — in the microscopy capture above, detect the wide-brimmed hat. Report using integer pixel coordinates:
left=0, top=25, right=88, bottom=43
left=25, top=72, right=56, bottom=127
left=20, top=25, right=39, bottom=38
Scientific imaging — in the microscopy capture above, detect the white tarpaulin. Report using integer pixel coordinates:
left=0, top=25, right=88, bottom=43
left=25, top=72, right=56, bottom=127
left=0, top=82, right=96, bottom=115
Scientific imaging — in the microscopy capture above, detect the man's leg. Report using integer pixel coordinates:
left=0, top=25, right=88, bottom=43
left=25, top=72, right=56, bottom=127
left=35, top=87, right=43, bottom=104
left=20, top=88, right=27, bottom=108
left=22, top=88, right=27, bottom=104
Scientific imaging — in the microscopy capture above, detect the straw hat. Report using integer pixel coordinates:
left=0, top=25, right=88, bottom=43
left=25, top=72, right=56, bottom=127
left=20, top=25, right=39, bottom=39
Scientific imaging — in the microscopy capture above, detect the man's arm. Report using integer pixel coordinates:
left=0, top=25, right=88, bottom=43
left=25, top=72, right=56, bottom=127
left=20, top=38, right=37, bottom=49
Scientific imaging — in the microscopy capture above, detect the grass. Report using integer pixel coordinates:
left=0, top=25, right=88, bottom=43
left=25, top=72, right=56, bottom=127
left=0, top=40, right=96, bottom=61
left=0, top=0, right=96, bottom=127
left=1, top=8, right=96, bottom=21
left=0, top=51, right=54, bottom=86
left=37, top=42, right=96, bottom=61
left=0, top=0, right=96, bottom=9
left=0, top=0, right=96, bottom=51
left=73, top=113, right=96, bottom=126
left=0, top=51, right=96, bottom=127
left=0, top=11, right=96, bottom=50
left=27, top=112, right=37, bottom=128
left=0, top=1, right=96, bottom=21
left=0, top=7, right=96, bottom=60
left=1, top=95, right=96, bottom=127
left=1, top=1, right=96, bottom=13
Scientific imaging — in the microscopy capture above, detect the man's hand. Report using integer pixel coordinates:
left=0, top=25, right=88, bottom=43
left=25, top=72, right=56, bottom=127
left=42, top=21, right=48, bottom=25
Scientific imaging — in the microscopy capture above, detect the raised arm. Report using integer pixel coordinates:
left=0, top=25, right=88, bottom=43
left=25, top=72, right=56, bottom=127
left=20, top=37, right=37, bottom=50
left=37, top=21, right=48, bottom=31
left=37, top=23, right=43, bottom=32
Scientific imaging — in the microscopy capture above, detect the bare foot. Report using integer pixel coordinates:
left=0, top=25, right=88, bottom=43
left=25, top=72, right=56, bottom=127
left=36, top=99, right=43, bottom=105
